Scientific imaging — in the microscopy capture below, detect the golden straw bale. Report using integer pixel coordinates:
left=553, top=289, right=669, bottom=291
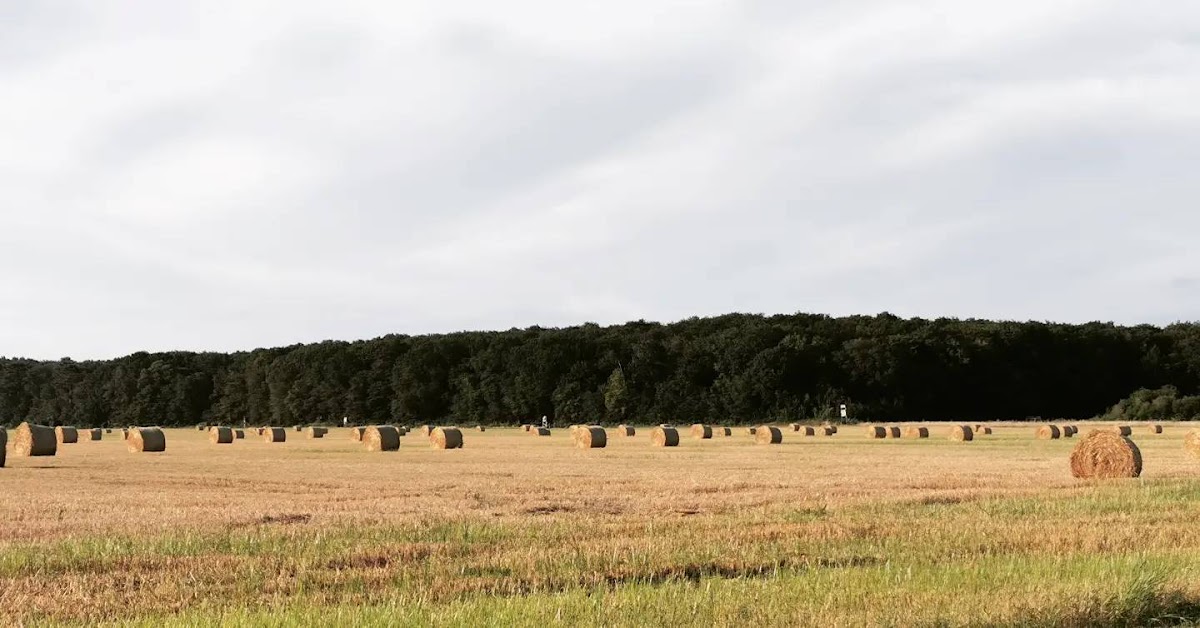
left=886, top=427, right=902, bottom=438
left=616, top=425, right=636, bottom=436
left=262, top=427, right=287, bottom=443
left=575, top=426, right=607, bottom=449
left=976, top=426, right=993, bottom=435
left=530, top=427, right=551, bottom=436
left=1037, top=425, right=1061, bottom=440
left=350, top=427, right=366, bottom=441
left=1145, top=424, right=1163, bottom=435
left=904, top=427, right=929, bottom=439
left=866, top=426, right=886, bottom=439
left=949, top=425, right=974, bottom=441
left=756, top=426, right=783, bottom=445
left=419, top=425, right=434, bottom=437
left=431, top=427, right=464, bottom=449
left=364, top=426, right=400, bottom=452
left=477, top=425, right=486, bottom=432
left=234, top=429, right=244, bottom=439
left=823, top=424, right=839, bottom=435
left=789, top=423, right=801, bottom=432
left=651, top=426, right=680, bottom=447
left=84, top=428, right=102, bottom=441
left=1070, top=429, right=1142, bottom=479
left=208, top=426, right=234, bottom=444
left=55, top=426, right=78, bottom=444
left=691, top=424, right=713, bottom=439
left=127, top=427, right=166, bottom=453
left=306, top=426, right=328, bottom=439
left=1184, top=430, right=1200, bottom=459
left=13, top=423, right=56, bottom=457
left=522, top=424, right=532, bottom=432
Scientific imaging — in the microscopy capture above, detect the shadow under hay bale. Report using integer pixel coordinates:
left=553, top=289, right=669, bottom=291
left=652, top=426, right=679, bottom=447
left=431, top=427, right=464, bottom=449
left=1037, top=425, right=1061, bottom=440
left=14, top=423, right=56, bottom=457
left=904, top=427, right=929, bottom=439
left=364, top=425, right=400, bottom=452
left=209, top=426, right=234, bottom=444
left=127, top=427, right=166, bottom=453
left=756, top=426, right=783, bottom=445
left=1071, top=430, right=1141, bottom=479
left=949, top=425, right=974, bottom=442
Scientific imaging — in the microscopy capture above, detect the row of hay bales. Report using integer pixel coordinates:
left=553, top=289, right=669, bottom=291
left=864, top=425, right=982, bottom=440
left=1, top=423, right=165, bottom=460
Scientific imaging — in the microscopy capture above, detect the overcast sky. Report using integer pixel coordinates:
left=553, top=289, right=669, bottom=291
left=2, top=1, right=1199, bottom=360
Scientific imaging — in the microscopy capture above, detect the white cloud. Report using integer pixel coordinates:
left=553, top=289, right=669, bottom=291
left=1, top=0, right=1199, bottom=359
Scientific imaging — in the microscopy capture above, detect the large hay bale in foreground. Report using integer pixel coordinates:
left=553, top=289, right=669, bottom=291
left=127, top=427, right=166, bottom=453
left=616, top=425, right=635, bottom=437
left=1110, top=425, right=1132, bottom=436
left=234, top=429, right=245, bottom=439
left=55, top=426, right=79, bottom=444
left=306, top=426, right=328, bottom=439
left=209, top=426, right=234, bottom=444
left=866, top=426, right=886, bottom=439
left=13, top=423, right=56, bottom=457
left=756, top=426, right=783, bottom=445
left=904, top=427, right=929, bottom=439
left=263, top=427, right=287, bottom=443
left=1070, top=430, right=1142, bottom=479
left=530, top=427, right=550, bottom=436
left=575, top=426, right=607, bottom=449
left=84, top=428, right=102, bottom=441
left=691, top=424, right=713, bottom=440
left=949, top=425, right=974, bottom=442
left=1037, top=425, right=1061, bottom=440
left=350, top=427, right=366, bottom=442
left=886, top=427, right=901, bottom=439
left=364, top=426, right=400, bottom=452
left=1184, top=430, right=1200, bottom=459
left=431, top=427, right=464, bottom=449
left=651, top=426, right=679, bottom=447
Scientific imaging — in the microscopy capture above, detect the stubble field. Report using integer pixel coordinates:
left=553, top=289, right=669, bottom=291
left=2, top=422, right=1200, bottom=626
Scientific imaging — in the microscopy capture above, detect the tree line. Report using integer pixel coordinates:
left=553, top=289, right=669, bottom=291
left=2, top=312, right=1199, bottom=428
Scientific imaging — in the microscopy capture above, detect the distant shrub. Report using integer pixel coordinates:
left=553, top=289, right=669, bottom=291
left=1102, top=386, right=1200, bottom=421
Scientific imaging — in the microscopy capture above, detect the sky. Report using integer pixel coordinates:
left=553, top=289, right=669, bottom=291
left=2, top=1, right=1199, bottom=360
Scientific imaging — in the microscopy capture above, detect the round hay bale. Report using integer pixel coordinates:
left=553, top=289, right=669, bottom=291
left=651, top=426, right=680, bottom=447
left=208, top=426, right=234, bottom=444
left=0, top=429, right=6, bottom=467
left=530, top=427, right=550, bottom=436
left=293, top=425, right=303, bottom=432
left=306, top=426, right=328, bottom=439
left=575, top=426, right=606, bottom=449
left=55, top=426, right=78, bottom=444
left=83, top=428, right=102, bottom=441
left=1070, top=429, right=1142, bottom=479
left=477, top=425, right=486, bottom=432
left=1110, top=425, right=1132, bottom=436
left=866, top=426, right=886, bottom=439
left=127, top=427, right=166, bottom=453
left=364, top=425, right=401, bottom=452
left=419, top=425, right=434, bottom=437
left=1184, top=430, right=1200, bottom=459
left=718, top=426, right=732, bottom=436
left=886, top=427, right=901, bottom=439
left=1145, top=424, right=1163, bottom=435
left=616, top=425, right=635, bottom=437
left=745, top=426, right=757, bottom=436
left=105, top=428, right=112, bottom=433
left=397, top=426, right=409, bottom=436
left=795, top=426, right=814, bottom=436
left=1037, top=425, right=1061, bottom=440
left=234, top=429, right=245, bottom=439
left=521, top=424, right=532, bottom=432
left=255, top=427, right=265, bottom=436
left=821, top=426, right=836, bottom=436
left=976, top=426, right=993, bottom=435
left=1062, top=425, right=1078, bottom=437
left=789, top=423, right=801, bottom=432
left=691, top=424, right=713, bottom=439
left=431, top=427, right=464, bottom=449
left=755, top=426, right=783, bottom=445
left=904, top=427, right=929, bottom=439
left=13, top=423, right=56, bottom=457
left=350, top=427, right=366, bottom=441
left=262, top=427, right=287, bottom=443
left=949, top=425, right=974, bottom=442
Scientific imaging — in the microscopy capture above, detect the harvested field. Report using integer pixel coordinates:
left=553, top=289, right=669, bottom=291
left=2, top=422, right=1200, bottom=626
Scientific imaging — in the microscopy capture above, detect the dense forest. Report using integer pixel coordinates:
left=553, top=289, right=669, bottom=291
left=2, top=312, right=1199, bottom=428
